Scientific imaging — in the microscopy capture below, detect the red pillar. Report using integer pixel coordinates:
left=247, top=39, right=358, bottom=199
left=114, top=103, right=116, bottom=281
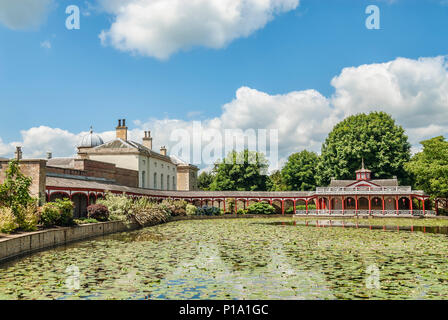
left=342, top=196, right=345, bottom=214
left=281, top=200, right=285, bottom=215
left=293, top=200, right=296, bottom=214
left=223, top=199, right=226, bottom=212
left=355, top=196, right=358, bottom=212
left=435, top=199, right=439, bottom=215
left=395, top=196, right=399, bottom=215
left=368, top=196, right=371, bottom=214
left=422, top=198, right=426, bottom=215
left=329, top=197, right=332, bottom=214
left=306, top=200, right=308, bottom=214
left=235, top=199, right=238, bottom=215
left=410, top=196, right=413, bottom=215
left=382, top=196, right=385, bottom=214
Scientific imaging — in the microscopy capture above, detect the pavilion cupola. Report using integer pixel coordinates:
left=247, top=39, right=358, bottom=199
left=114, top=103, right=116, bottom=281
left=355, top=158, right=372, bottom=181
left=116, top=119, right=128, bottom=141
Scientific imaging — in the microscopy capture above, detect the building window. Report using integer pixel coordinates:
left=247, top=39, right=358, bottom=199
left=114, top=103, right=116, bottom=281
left=167, top=175, right=170, bottom=190
left=154, top=162, right=157, bottom=167
left=173, top=176, right=175, bottom=190
left=142, top=171, right=146, bottom=188
left=161, top=174, right=164, bottom=190
left=154, top=173, right=157, bottom=189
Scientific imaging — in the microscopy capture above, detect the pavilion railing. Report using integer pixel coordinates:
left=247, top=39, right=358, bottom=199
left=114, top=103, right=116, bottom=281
left=295, top=210, right=436, bottom=216
left=315, top=186, right=425, bottom=195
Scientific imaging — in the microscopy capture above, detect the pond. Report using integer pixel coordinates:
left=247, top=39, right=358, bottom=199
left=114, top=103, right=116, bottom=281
left=0, top=217, right=447, bottom=300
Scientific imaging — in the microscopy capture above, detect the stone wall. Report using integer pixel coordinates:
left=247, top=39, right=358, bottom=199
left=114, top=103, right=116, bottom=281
left=0, top=221, right=139, bottom=263
left=0, top=160, right=47, bottom=204
left=48, top=158, right=139, bottom=188
left=46, top=166, right=87, bottom=177
left=75, top=158, right=139, bottom=187
left=177, top=165, right=199, bottom=191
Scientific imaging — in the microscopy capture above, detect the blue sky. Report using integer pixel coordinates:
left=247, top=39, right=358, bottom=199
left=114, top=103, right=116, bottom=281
left=0, top=0, right=448, bottom=166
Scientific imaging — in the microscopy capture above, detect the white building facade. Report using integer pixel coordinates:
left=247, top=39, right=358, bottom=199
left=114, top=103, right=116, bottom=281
left=78, top=120, right=179, bottom=191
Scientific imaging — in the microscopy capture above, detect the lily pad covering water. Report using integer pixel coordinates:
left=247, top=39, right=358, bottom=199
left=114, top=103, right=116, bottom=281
left=0, top=218, right=447, bottom=300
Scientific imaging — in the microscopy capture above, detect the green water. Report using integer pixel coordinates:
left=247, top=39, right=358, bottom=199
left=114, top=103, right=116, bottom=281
left=1, top=218, right=447, bottom=300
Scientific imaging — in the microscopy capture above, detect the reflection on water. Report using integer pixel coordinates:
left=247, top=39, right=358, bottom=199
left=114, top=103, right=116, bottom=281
left=268, top=220, right=448, bottom=235
left=0, top=218, right=447, bottom=300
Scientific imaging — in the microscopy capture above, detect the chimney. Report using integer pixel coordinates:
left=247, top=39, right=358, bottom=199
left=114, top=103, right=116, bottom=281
left=160, top=146, right=167, bottom=156
left=46, top=152, right=52, bottom=160
left=142, top=130, right=153, bottom=150
left=15, top=146, right=22, bottom=161
left=116, top=119, right=128, bottom=141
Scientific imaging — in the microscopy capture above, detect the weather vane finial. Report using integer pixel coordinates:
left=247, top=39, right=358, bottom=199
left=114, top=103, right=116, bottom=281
left=361, top=157, right=365, bottom=170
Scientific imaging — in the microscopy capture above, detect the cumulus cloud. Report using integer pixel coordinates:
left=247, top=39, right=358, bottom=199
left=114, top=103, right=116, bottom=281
left=0, top=0, right=54, bottom=30
left=1, top=55, right=447, bottom=171
left=40, top=40, right=51, bottom=49
left=331, top=56, right=448, bottom=145
left=98, top=0, right=300, bottom=59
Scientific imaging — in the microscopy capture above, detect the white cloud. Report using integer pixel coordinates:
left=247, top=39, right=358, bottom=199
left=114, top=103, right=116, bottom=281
left=98, top=0, right=300, bottom=59
left=331, top=56, right=448, bottom=146
left=1, top=55, right=447, bottom=171
left=40, top=40, right=51, bottom=49
left=0, top=0, right=54, bottom=30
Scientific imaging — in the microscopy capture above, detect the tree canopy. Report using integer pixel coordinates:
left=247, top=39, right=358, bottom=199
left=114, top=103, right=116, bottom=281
left=405, top=136, right=448, bottom=200
left=210, top=150, right=269, bottom=191
left=281, top=150, right=319, bottom=191
left=0, top=160, right=34, bottom=211
left=267, top=170, right=287, bottom=191
left=197, top=171, right=214, bottom=191
left=316, top=112, right=411, bottom=186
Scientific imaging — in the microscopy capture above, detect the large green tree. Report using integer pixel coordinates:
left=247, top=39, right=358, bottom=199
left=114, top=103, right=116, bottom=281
left=405, top=136, right=448, bottom=202
left=210, top=150, right=269, bottom=191
left=267, top=170, right=287, bottom=191
left=316, top=112, right=411, bottom=186
left=197, top=171, right=215, bottom=191
left=281, top=150, right=319, bottom=191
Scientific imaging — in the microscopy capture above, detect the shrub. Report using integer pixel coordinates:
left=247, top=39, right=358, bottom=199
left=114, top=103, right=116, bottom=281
left=17, top=204, right=40, bottom=231
left=0, top=207, right=19, bottom=233
left=131, top=199, right=171, bottom=226
left=40, top=203, right=60, bottom=227
left=161, top=200, right=187, bottom=216
left=186, top=204, right=198, bottom=216
left=285, top=207, right=295, bottom=214
left=225, top=198, right=235, bottom=214
left=197, top=206, right=221, bottom=216
left=74, top=218, right=99, bottom=225
left=53, top=199, right=74, bottom=226
left=97, top=193, right=133, bottom=221
left=246, top=202, right=276, bottom=215
left=237, top=209, right=248, bottom=215
left=87, top=204, right=110, bottom=222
